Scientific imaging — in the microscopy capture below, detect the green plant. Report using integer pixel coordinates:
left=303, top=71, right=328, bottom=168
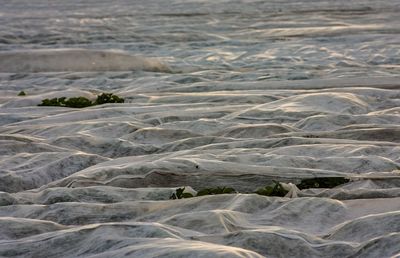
left=38, top=98, right=64, bottom=107
left=170, top=186, right=236, bottom=199
left=255, top=181, right=288, bottom=197
left=64, top=97, right=93, bottom=108
left=196, top=186, right=236, bottom=196
left=170, top=187, right=194, bottom=199
left=169, top=177, right=351, bottom=200
left=296, top=177, right=349, bottom=190
left=38, top=93, right=124, bottom=108
left=95, top=93, right=124, bottom=105
left=38, top=96, right=93, bottom=108
left=17, top=91, right=26, bottom=96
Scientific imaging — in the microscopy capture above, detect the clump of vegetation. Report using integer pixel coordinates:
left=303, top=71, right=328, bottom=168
left=38, top=97, right=65, bottom=107
left=296, top=177, right=350, bottom=190
left=170, top=186, right=236, bottom=199
left=170, top=177, right=350, bottom=200
left=94, top=93, right=124, bottom=105
left=255, top=181, right=288, bottom=197
left=197, top=186, right=236, bottom=196
left=38, top=93, right=124, bottom=108
left=38, top=96, right=93, bottom=108
left=18, top=91, right=26, bottom=96
left=65, top=97, right=94, bottom=108
left=170, top=187, right=195, bottom=199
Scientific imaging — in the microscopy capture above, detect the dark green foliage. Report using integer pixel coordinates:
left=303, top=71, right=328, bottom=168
left=170, top=187, right=194, bottom=199
left=181, top=192, right=194, bottom=198
left=170, top=186, right=235, bottom=199
left=17, top=91, right=26, bottom=96
left=94, top=93, right=124, bottom=105
left=38, top=93, right=124, bottom=108
left=296, top=177, right=350, bottom=190
left=170, top=177, right=351, bottom=200
left=196, top=187, right=236, bottom=196
left=38, top=98, right=64, bottom=107
left=58, top=97, right=67, bottom=104
left=64, top=97, right=93, bottom=108
left=38, top=96, right=92, bottom=108
left=255, top=181, right=288, bottom=197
